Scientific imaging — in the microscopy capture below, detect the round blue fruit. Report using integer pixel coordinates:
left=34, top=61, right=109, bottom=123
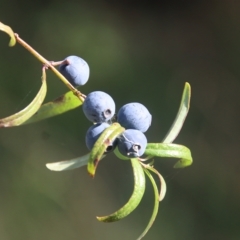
left=83, top=91, right=116, bottom=123
left=85, top=122, right=109, bottom=150
left=85, top=123, right=117, bottom=152
left=117, top=102, right=152, bottom=133
left=117, top=129, right=147, bottom=158
left=59, top=55, right=90, bottom=87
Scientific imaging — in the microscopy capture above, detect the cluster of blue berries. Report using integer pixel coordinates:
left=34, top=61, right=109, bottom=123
left=58, top=55, right=152, bottom=158
left=83, top=92, right=151, bottom=158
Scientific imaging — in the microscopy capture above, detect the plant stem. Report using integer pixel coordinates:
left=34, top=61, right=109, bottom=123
left=14, top=33, right=85, bottom=102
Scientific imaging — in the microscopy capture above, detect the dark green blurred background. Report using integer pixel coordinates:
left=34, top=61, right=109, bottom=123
left=0, top=1, right=240, bottom=239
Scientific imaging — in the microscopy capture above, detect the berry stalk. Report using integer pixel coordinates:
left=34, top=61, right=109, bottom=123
left=14, top=33, right=85, bottom=102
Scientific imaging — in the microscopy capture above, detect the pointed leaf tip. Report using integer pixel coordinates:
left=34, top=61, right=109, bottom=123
left=46, top=153, right=95, bottom=171
left=173, top=157, right=192, bottom=168
left=87, top=123, right=125, bottom=176
left=162, top=82, right=191, bottom=143
left=0, top=22, right=16, bottom=46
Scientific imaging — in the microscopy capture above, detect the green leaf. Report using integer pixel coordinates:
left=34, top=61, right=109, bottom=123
left=0, top=22, right=16, bottom=46
left=162, top=82, right=191, bottom=143
left=24, top=91, right=83, bottom=125
left=141, top=163, right=166, bottom=201
left=0, top=68, right=47, bottom=127
left=46, top=153, right=105, bottom=171
left=136, top=169, right=159, bottom=240
left=97, top=158, right=145, bottom=222
left=145, top=143, right=193, bottom=168
left=87, top=123, right=125, bottom=177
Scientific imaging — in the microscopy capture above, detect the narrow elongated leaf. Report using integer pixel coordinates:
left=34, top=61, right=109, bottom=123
left=141, top=163, right=166, bottom=201
left=97, top=158, right=145, bottom=222
left=0, top=22, right=16, bottom=46
left=24, top=91, right=83, bottom=124
left=145, top=143, right=193, bottom=168
left=162, top=82, right=191, bottom=143
left=137, top=169, right=159, bottom=240
left=46, top=153, right=95, bottom=171
left=88, top=123, right=125, bottom=177
left=0, top=69, right=47, bottom=127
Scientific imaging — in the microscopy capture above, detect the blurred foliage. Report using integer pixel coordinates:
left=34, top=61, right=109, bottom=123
left=0, top=0, right=240, bottom=239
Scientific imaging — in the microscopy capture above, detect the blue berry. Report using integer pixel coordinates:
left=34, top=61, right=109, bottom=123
left=83, top=91, right=115, bottom=123
left=117, top=102, right=152, bottom=133
left=85, top=122, right=109, bottom=150
left=85, top=123, right=117, bottom=152
left=117, top=129, right=147, bottom=158
left=59, top=55, right=90, bottom=87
